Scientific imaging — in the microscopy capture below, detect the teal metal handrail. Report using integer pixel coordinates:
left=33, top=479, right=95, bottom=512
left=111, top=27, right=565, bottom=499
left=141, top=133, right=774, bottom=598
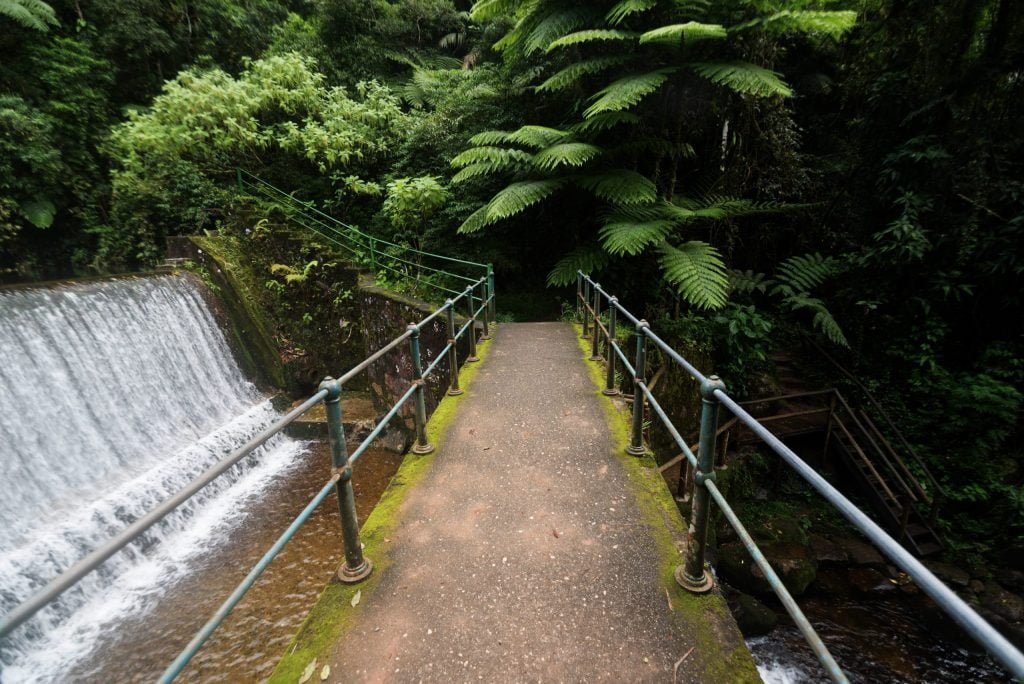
left=236, top=170, right=496, bottom=306
left=0, top=278, right=495, bottom=682
left=576, top=271, right=1024, bottom=683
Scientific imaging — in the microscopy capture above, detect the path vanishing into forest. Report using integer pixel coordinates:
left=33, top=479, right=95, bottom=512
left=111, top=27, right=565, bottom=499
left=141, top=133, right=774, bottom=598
left=283, top=322, right=757, bottom=682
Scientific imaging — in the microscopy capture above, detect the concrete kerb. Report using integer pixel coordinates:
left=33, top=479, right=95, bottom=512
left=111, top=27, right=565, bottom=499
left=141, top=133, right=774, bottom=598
left=269, top=337, right=494, bottom=683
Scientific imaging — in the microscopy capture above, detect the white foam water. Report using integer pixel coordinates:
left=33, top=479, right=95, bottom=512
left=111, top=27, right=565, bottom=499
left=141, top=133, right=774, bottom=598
left=0, top=275, right=306, bottom=683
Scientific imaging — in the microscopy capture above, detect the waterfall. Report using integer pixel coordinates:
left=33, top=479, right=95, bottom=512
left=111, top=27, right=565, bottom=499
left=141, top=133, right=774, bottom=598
left=0, top=275, right=305, bottom=682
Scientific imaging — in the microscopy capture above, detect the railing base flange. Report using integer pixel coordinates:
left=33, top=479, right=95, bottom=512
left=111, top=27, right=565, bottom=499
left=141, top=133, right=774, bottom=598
left=336, top=559, right=373, bottom=584
left=466, top=356, right=480, bottom=363
left=625, top=445, right=646, bottom=457
left=602, top=388, right=620, bottom=397
left=412, top=443, right=435, bottom=455
left=675, top=565, right=714, bottom=594
left=446, top=388, right=465, bottom=396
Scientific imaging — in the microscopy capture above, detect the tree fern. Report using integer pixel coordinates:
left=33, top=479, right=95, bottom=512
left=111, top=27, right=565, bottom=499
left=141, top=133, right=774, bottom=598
left=605, top=0, right=657, bottom=26
left=639, top=22, right=727, bottom=45
left=546, top=29, right=638, bottom=52
left=523, top=7, right=598, bottom=54
left=574, top=170, right=657, bottom=204
left=599, top=220, right=675, bottom=256
left=732, top=10, right=858, bottom=41
left=451, top=146, right=533, bottom=169
left=546, top=245, right=610, bottom=286
left=458, top=179, right=566, bottom=233
left=659, top=241, right=729, bottom=310
left=782, top=293, right=848, bottom=346
left=690, top=61, right=792, bottom=98
left=536, top=56, right=629, bottom=93
left=469, top=125, right=570, bottom=149
left=531, top=142, right=602, bottom=171
left=773, top=252, right=838, bottom=294
left=729, top=269, right=769, bottom=295
left=569, top=111, right=641, bottom=133
left=471, top=0, right=523, bottom=22
left=1, top=0, right=58, bottom=31
left=583, top=69, right=676, bottom=118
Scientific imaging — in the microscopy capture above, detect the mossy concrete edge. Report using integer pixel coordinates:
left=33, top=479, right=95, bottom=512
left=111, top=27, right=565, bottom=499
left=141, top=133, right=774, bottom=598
left=269, top=335, right=494, bottom=683
left=572, top=325, right=760, bottom=682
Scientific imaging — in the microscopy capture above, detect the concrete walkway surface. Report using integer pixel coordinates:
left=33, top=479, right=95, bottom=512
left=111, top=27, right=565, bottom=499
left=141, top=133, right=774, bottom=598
left=282, top=322, right=758, bottom=683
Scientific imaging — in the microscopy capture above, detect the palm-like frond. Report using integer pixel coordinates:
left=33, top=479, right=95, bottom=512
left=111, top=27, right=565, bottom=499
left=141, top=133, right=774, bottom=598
left=782, top=293, right=848, bottom=346
left=672, top=195, right=792, bottom=219
left=599, top=220, right=675, bottom=256
left=732, top=10, right=858, bottom=41
left=469, top=125, right=570, bottom=149
left=729, top=269, right=769, bottom=294
left=690, top=61, right=792, bottom=98
left=458, top=179, right=566, bottom=233
left=1, top=0, right=58, bottom=31
left=639, top=22, right=726, bottom=45
left=574, top=170, right=657, bottom=204
left=605, top=0, right=657, bottom=25
left=583, top=68, right=676, bottom=117
left=659, top=241, right=729, bottom=310
left=569, top=111, right=641, bottom=133
left=546, top=29, right=638, bottom=52
left=523, top=7, right=598, bottom=54
left=531, top=142, right=602, bottom=171
left=536, top=56, right=629, bottom=93
left=450, top=147, right=533, bottom=182
left=774, top=252, right=838, bottom=294
left=546, top=244, right=611, bottom=286
left=471, top=0, right=525, bottom=21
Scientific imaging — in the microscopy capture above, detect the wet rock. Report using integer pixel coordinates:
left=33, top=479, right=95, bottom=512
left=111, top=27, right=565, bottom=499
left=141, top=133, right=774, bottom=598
left=924, top=560, right=971, bottom=589
left=980, top=582, right=1024, bottom=623
left=752, top=517, right=809, bottom=545
left=834, top=537, right=884, bottom=567
left=994, top=568, right=1024, bottom=594
left=717, top=541, right=817, bottom=596
left=377, top=426, right=410, bottom=454
left=814, top=567, right=854, bottom=598
left=969, top=579, right=985, bottom=595
left=809, top=534, right=848, bottom=564
left=729, top=591, right=778, bottom=637
left=847, top=567, right=895, bottom=594
left=977, top=608, right=1024, bottom=650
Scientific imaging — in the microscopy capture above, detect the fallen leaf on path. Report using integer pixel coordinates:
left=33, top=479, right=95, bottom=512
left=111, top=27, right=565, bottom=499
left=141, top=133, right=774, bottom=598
left=320, top=664, right=331, bottom=681
left=300, top=659, right=317, bottom=684
left=350, top=590, right=361, bottom=607
left=552, top=529, right=560, bottom=538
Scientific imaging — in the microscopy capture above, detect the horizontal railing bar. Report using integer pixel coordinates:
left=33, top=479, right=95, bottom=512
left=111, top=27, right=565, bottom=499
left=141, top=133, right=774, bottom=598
left=713, top=389, right=1024, bottom=680
left=239, top=171, right=489, bottom=271
left=454, top=317, right=473, bottom=342
left=0, top=388, right=329, bottom=639
left=610, top=340, right=635, bottom=378
left=423, top=342, right=453, bottom=379
left=158, top=475, right=340, bottom=683
left=348, top=385, right=418, bottom=465
left=638, top=381, right=697, bottom=471
left=704, top=480, right=847, bottom=683
left=416, top=298, right=455, bottom=332
left=338, top=330, right=414, bottom=386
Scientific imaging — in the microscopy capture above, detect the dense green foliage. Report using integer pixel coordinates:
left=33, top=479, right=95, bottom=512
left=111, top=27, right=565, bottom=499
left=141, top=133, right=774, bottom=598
left=1, top=0, right=1021, bottom=557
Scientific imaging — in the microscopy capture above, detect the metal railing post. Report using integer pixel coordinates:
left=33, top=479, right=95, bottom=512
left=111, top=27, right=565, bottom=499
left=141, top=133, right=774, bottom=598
left=369, top=238, right=378, bottom=276
left=487, top=264, right=496, bottom=323
left=582, top=278, right=591, bottom=339
left=677, top=375, right=725, bottom=593
left=626, top=321, right=648, bottom=456
left=590, top=283, right=602, bottom=361
left=576, top=272, right=583, bottom=320
left=407, top=325, right=435, bottom=455
left=465, top=286, right=479, bottom=362
left=445, top=301, right=464, bottom=396
left=603, top=298, right=619, bottom=396
left=480, top=279, right=491, bottom=340
left=319, top=376, right=372, bottom=583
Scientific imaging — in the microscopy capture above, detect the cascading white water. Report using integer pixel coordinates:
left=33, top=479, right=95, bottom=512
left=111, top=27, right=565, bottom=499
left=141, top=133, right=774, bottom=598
left=0, top=275, right=306, bottom=683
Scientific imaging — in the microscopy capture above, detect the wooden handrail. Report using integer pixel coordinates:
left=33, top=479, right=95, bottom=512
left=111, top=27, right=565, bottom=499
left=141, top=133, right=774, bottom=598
left=859, top=409, right=931, bottom=504
left=833, top=392, right=918, bottom=503
left=832, top=414, right=901, bottom=506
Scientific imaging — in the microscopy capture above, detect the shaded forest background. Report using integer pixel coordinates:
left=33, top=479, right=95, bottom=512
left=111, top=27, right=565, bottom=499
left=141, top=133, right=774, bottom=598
left=2, top=0, right=1022, bottom=562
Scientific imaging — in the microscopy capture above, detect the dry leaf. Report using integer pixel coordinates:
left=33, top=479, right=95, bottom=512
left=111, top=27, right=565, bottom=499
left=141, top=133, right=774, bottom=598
left=350, top=590, right=361, bottom=607
left=320, top=664, right=331, bottom=681
left=299, top=659, right=317, bottom=684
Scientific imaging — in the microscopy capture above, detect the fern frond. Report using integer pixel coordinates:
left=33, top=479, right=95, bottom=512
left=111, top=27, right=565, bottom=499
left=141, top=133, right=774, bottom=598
left=569, top=111, right=641, bottom=133
left=531, top=142, right=602, bottom=171
left=671, top=195, right=792, bottom=220
left=546, top=245, right=610, bottom=286
left=452, top=163, right=504, bottom=183
left=536, top=56, right=629, bottom=93
left=599, top=220, right=675, bottom=256
left=774, top=252, right=838, bottom=293
left=546, top=29, right=638, bottom=52
left=1, top=0, right=58, bottom=30
left=583, top=68, right=676, bottom=117
left=729, top=269, right=768, bottom=294
left=605, top=0, right=657, bottom=25
left=659, top=241, right=729, bottom=310
left=469, top=125, right=571, bottom=149
left=523, top=7, right=597, bottom=54
left=690, top=61, right=792, bottom=98
left=782, top=293, right=848, bottom=346
left=451, top=146, right=533, bottom=169
left=471, top=0, right=525, bottom=22
left=487, top=179, right=565, bottom=221
left=639, top=22, right=727, bottom=45
left=732, top=10, right=858, bottom=41
left=457, top=205, right=491, bottom=234
left=574, top=170, right=657, bottom=205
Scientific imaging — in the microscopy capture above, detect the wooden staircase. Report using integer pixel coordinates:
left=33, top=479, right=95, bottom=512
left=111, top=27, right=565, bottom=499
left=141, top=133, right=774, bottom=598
left=723, top=387, right=945, bottom=557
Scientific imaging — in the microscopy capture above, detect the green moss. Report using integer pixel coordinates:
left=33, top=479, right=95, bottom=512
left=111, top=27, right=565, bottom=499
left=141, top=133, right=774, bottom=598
left=269, top=336, right=492, bottom=683
left=572, top=324, right=761, bottom=682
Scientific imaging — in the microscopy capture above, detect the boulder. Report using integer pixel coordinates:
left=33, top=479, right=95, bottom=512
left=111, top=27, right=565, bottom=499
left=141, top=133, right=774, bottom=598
left=980, top=582, right=1024, bottom=623
left=729, top=591, right=778, bottom=637
left=809, top=534, right=848, bottom=564
left=847, top=567, right=895, bottom=594
left=833, top=536, right=885, bottom=567
left=717, top=541, right=817, bottom=596
left=923, top=560, right=971, bottom=589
